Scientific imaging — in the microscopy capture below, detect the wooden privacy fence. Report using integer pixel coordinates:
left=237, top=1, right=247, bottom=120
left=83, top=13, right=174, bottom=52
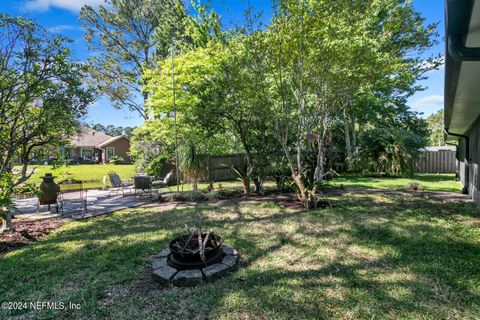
left=198, top=154, right=245, bottom=181
left=198, top=149, right=456, bottom=181
left=413, top=149, right=456, bottom=173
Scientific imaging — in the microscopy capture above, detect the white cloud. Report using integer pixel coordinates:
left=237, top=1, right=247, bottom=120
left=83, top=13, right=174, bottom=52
left=47, top=24, right=81, bottom=33
left=24, top=0, right=104, bottom=13
left=413, top=95, right=444, bottom=107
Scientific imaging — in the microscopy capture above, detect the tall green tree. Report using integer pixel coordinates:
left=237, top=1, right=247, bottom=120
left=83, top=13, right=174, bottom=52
left=80, top=0, right=187, bottom=119
left=338, top=0, right=440, bottom=163
left=136, top=4, right=232, bottom=167
left=351, top=105, right=429, bottom=176
left=139, top=0, right=439, bottom=208
left=189, top=37, right=277, bottom=193
left=141, top=42, right=230, bottom=155
left=426, top=110, right=445, bottom=146
left=258, top=0, right=353, bottom=208
left=0, top=14, right=95, bottom=184
left=254, top=0, right=438, bottom=208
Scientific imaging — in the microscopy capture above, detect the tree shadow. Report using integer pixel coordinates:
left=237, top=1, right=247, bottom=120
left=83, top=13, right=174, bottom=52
left=1, top=193, right=479, bottom=319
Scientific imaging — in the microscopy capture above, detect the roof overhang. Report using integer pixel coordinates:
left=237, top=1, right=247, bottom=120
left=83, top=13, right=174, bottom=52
left=445, top=0, right=480, bottom=140
left=98, top=135, right=130, bottom=148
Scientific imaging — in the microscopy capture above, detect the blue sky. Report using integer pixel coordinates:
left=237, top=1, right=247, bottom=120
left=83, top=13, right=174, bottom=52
left=1, top=0, right=444, bottom=127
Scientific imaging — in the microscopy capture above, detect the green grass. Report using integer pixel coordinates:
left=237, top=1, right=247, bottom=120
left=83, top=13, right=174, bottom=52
left=15, top=164, right=462, bottom=194
left=14, top=164, right=135, bottom=189
left=326, top=173, right=462, bottom=192
left=1, top=193, right=479, bottom=319
left=164, top=181, right=250, bottom=192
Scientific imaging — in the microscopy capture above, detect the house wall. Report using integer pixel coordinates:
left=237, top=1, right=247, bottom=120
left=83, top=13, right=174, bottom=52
left=457, top=138, right=468, bottom=188
left=468, top=116, right=480, bottom=206
left=70, top=147, right=103, bottom=164
left=457, top=116, right=480, bottom=206
left=103, top=137, right=131, bottom=163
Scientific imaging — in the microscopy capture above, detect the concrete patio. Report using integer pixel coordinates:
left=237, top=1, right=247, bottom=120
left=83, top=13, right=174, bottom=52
left=13, top=188, right=165, bottom=221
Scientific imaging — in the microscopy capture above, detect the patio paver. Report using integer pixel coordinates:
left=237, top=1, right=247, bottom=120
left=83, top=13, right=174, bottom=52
left=13, top=189, right=165, bottom=221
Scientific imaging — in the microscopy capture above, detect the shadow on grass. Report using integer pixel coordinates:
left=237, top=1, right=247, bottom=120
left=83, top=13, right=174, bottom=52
left=327, top=173, right=461, bottom=193
left=0, top=193, right=479, bottom=319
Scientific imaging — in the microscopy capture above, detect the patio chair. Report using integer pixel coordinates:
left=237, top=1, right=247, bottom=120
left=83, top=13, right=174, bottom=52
left=57, top=180, right=87, bottom=216
left=108, top=172, right=131, bottom=197
left=134, top=174, right=153, bottom=199
left=152, top=171, right=174, bottom=188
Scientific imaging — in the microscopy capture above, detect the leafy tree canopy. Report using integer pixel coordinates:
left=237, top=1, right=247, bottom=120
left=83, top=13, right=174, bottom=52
left=426, top=110, right=445, bottom=146
left=0, top=14, right=95, bottom=184
left=80, top=0, right=188, bottom=119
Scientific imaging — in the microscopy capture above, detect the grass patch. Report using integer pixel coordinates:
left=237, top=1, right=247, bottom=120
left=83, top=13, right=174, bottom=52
left=16, top=165, right=461, bottom=194
left=14, top=164, right=135, bottom=189
left=1, top=193, right=479, bottom=319
left=326, top=173, right=462, bottom=192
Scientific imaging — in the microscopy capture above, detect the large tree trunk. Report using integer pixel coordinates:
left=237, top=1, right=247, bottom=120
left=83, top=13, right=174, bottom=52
left=310, top=120, right=329, bottom=210
left=344, top=111, right=353, bottom=161
left=351, top=112, right=357, bottom=149
left=292, top=173, right=310, bottom=208
left=0, top=146, right=15, bottom=175
left=241, top=133, right=261, bottom=195
left=5, top=211, right=12, bottom=231
left=1, top=209, right=13, bottom=232
left=277, top=130, right=311, bottom=209
left=245, top=151, right=261, bottom=194
left=252, top=177, right=262, bottom=194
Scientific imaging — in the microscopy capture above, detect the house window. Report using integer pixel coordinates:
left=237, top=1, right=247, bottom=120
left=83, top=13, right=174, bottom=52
left=63, top=147, right=72, bottom=159
left=81, top=148, right=94, bottom=160
left=107, top=147, right=115, bottom=159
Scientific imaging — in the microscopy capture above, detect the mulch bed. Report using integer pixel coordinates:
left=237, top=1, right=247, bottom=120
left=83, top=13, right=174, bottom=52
left=0, top=217, right=64, bottom=257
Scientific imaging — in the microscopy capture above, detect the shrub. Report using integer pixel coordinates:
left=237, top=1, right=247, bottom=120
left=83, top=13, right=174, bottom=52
left=407, top=181, right=423, bottom=191
left=168, top=192, right=185, bottom=202
left=206, top=190, right=220, bottom=201
left=146, top=155, right=168, bottom=179
left=168, top=190, right=206, bottom=202
left=351, top=126, right=425, bottom=177
left=109, top=155, right=124, bottom=165
left=0, top=173, right=38, bottom=232
left=269, top=156, right=291, bottom=192
left=179, top=142, right=206, bottom=190
left=183, top=190, right=206, bottom=201
left=0, top=174, right=15, bottom=232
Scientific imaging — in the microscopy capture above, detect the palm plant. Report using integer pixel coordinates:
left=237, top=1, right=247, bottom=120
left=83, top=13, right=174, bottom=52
left=352, top=127, right=423, bottom=177
left=179, top=142, right=204, bottom=190
left=228, top=162, right=252, bottom=195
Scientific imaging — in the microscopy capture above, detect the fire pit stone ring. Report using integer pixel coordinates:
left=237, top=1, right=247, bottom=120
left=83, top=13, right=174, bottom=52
left=151, top=244, right=239, bottom=287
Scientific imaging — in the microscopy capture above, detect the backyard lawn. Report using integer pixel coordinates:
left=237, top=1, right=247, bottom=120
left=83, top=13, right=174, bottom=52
left=13, top=164, right=462, bottom=195
left=162, top=173, right=463, bottom=194
left=14, top=164, right=135, bottom=189
left=1, top=186, right=479, bottom=319
left=325, top=173, right=463, bottom=193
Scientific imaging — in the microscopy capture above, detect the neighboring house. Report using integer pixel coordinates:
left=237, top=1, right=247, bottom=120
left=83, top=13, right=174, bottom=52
left=64, top=128, right=132, bottom=164
left=445, top=0, right=480, bottom=204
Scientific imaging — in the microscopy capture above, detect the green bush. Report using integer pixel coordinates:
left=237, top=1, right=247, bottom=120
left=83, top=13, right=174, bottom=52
left=206, top=190, right=220, bottom=201
left=179, top=142, right=206, bottom=190
left=0, top=173, right=38, bottom=232
left=146, top=155, right=168, bottom=179
left=407, top=181, right=424, bottom=191
left=351, top=127, right=425, bottom=177
left=109, top=155, right=124, bottom=165
left=168, top=190, right=206, bottom=202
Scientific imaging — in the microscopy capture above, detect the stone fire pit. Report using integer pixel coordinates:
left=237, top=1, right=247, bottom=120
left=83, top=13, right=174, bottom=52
left=151, top=233, right=239, bottom=287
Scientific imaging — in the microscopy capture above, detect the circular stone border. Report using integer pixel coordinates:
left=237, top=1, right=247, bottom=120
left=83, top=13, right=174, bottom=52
left=151, top=245, right=239, bottom=287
